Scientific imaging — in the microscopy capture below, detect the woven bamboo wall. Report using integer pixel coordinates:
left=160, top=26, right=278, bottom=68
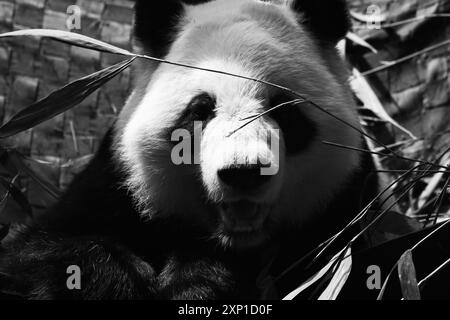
left=349, top=0, right=450, bottom=163
left=0, top=0, right=135, bottom=193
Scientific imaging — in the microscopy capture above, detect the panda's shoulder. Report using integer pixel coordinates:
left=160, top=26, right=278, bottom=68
left=37, top=130, right=139, bottom=233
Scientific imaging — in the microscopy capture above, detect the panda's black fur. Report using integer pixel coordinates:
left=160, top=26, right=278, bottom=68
left=0, top=0, right=379, bottom=300
left=134, top=0, right=350, bottom=56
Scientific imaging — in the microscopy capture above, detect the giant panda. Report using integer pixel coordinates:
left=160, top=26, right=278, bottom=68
left=0, top=0, right=379, bottom=300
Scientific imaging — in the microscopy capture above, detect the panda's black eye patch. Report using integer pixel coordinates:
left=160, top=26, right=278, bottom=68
left=186, top=93, right=216, bottom=122
left=174, top=93, right=216, bottom=132
left=269, top=94, right=317, bottom=155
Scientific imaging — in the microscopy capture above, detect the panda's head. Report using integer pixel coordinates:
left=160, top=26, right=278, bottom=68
left=115, top=0, right=362, bottom=249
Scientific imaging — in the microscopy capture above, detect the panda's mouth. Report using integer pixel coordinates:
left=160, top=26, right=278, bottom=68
left=217, top=201, right=271, bottom=248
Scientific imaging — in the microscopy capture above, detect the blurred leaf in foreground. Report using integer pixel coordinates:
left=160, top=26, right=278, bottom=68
left=0, top=175, right=32, bottom=219
left=283, top=246, right=352, bottom=300
left=0, top=29, right=133, bottom=56
left=318, top=246, right=352, bottom=300
left=398, top=249, right=421, bottom=300
left=0, top=57, right=136, bottom=138
left=4, top=148, right=61, bottom=200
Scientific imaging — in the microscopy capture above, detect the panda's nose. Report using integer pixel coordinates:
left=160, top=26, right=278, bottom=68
left=217, top=165, right=271, bottom=190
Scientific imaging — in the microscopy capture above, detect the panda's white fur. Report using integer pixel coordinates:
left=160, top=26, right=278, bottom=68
left=114, top=0, right=361, bottom=246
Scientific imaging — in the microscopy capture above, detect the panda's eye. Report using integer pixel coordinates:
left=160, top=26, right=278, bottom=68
left=187, top=93, right=216, bottom=122
left=269, top=94, right=317, bottom=154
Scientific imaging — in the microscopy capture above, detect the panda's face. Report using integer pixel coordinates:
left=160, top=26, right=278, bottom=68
left=116, top=0, right=361, bottom=249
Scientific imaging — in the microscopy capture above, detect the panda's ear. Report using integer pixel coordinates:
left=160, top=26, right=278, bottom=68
left=134, top=0, right=210, bottom=57
left=291, top=0, right=350, bottom=44
left=134, top=0, right=183, bottom=57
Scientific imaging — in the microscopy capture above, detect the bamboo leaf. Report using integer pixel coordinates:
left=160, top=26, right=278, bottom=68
left=0, top=29, right=133, bottom=56
left=0, top=191, right=9, bottom=214
left=282, top=247, right=349, bottom=300
left=0, top=57, right=136, bottom=138
left=350, top=67, right=416, bottom=139
left=377, top=269, right=392, bottom=300
left=346, top=32, right=378, bottom=54
left=0, top=175, right=32, bottom=218
left=398, top=250, right=421, bottom=300
left=318, top=247, right=352, bottom=300
left=7, top=149, right=61, bottom=200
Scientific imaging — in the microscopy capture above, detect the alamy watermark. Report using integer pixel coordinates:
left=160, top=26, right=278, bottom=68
left=366, top=265, right=382, bottom=290
left=64, top=263, right=383, bottom=292
left=66, top=265, right=81, bottom=290
left=170, top=121, right=280, bottom=176
left=66, top=5, right=82, bottom=31
left=366, top=4, right=382, bottom=30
